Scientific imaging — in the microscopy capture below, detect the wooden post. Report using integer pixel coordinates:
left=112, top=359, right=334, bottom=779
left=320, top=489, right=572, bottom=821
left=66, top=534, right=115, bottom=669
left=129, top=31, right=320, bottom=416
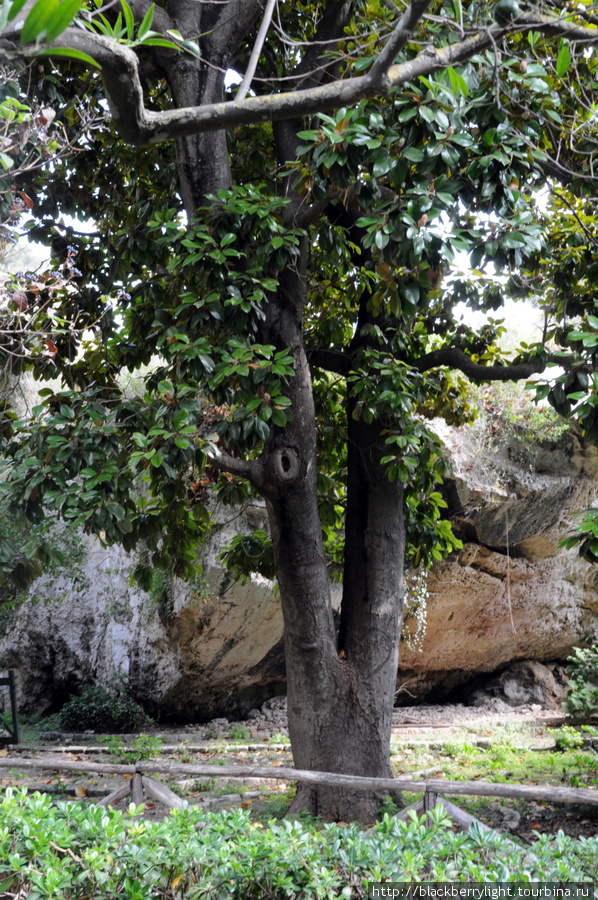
left=131, top=773, right=144, bottom=810
left=424, top=790, right=438, bottom=814
left=142, top=776, right=187, bottom=810
left=99, top=782, right=132, bottom=808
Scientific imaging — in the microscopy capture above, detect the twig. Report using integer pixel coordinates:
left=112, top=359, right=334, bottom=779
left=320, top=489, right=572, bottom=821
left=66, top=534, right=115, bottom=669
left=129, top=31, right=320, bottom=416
left=236, top=0, right=276, bottom=102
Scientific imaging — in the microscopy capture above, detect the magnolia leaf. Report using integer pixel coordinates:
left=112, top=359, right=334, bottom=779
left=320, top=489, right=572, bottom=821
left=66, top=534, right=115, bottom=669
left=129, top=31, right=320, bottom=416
left=556, top=42, right=571, bottom=78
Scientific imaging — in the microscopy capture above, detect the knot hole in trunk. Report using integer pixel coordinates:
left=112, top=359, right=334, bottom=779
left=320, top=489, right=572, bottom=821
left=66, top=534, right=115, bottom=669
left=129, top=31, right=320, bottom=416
left=269, top=446, right=301, bottom=484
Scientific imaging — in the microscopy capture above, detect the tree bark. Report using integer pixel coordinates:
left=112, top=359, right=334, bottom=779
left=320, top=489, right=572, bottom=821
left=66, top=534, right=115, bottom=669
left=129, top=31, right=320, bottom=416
left=146, top=0, right=406, bottom=823
left=254, top=240, right=405, bottom=820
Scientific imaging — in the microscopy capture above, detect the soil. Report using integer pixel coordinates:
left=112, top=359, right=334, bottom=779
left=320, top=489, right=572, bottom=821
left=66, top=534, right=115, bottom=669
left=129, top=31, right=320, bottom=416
left=2, top=700, right=597, bottom=845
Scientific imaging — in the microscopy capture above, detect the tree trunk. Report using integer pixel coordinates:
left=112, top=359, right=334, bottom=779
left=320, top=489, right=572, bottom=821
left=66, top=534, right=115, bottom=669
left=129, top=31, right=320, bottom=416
left=159, top=5, right=406, bottom=820
left=259, top=252, right=405, bottom=822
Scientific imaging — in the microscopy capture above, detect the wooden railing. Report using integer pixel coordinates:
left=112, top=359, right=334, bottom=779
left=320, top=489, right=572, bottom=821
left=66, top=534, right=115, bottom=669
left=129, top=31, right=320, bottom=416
left=0, top=755, right=596, bottom=815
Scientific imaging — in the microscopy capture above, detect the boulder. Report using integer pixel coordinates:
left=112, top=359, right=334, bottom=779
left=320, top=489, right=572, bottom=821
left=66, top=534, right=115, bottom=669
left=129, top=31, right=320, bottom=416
left=466, top=660, right=568, bottom=709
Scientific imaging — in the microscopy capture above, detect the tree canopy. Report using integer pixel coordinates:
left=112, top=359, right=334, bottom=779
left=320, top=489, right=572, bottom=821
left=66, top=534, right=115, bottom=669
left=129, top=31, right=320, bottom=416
left=2, top=0, right=598, bottom=819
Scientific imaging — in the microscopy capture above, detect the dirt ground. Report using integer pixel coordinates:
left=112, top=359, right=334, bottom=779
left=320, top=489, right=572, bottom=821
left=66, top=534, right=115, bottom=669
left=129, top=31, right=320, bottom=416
left=1, top=702, right=597, bottom=844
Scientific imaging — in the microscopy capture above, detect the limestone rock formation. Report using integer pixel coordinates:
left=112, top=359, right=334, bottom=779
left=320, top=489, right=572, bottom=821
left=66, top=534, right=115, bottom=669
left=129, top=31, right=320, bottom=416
left=398, top=424, right=598, bottom=702
left=1, top=424, right=597, bottom=720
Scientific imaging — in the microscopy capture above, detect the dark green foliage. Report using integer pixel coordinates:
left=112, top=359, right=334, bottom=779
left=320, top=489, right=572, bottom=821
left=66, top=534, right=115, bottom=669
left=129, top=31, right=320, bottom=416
left=564, top=645, right=598, bottom=722
left=0, top=790, right=596, bottom=896
left=3, top=14, right=598, bottom=587
left=57, top=683, right=149, bottom=733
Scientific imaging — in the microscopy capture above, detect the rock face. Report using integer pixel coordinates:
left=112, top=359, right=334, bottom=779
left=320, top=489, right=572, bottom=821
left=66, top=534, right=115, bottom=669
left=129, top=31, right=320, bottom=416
left=0, top=509, right=287, bottom=721
left=1, top=425, right=598, bottom=721
left=398, top=425, right=598, bottom=702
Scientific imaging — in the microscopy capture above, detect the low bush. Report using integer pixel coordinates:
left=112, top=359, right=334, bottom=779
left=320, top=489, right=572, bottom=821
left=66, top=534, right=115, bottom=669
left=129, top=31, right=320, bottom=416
left=548, top=724, right=585, bottom=752
left=58, top=683, right=149, bottom=733
left=564, top=644, right=598, bottom=722
left=0, top=790, right=596, bottom=898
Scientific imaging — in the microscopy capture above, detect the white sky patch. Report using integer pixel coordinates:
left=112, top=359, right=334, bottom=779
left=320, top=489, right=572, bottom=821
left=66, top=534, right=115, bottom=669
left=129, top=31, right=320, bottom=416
left=456, top=297, right=545, bottom=348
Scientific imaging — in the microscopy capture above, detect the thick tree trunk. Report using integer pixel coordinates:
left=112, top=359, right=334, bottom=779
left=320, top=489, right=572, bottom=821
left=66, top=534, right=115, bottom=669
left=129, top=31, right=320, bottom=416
left=160, top=0, right=406, bottom=821
left=259, top=251, right=405, bottom=822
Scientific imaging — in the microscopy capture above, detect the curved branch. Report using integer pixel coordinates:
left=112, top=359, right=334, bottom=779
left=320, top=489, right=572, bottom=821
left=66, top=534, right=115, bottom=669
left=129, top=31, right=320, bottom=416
left=0, top=10, right=594, bottom=161
left=370, top=0, right=434, bottom=77
left=412, top=347, right=581, bottom=382
left=206, top=446, right=263, bottom=485
left=2, top=11, right=596, bottom=144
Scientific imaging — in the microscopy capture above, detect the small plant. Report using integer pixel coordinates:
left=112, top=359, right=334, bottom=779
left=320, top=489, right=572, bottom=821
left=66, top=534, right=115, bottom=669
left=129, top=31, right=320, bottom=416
left=102, top=733, right=162, bottom=763
left=443, top=739, right=480, bottom=759
left=190, top=777, right=217, bottom=793
left=267, top=732, right=290, bottom=745
left=564, top=644, right=598, bottom=721
left=548, top=725, right=584, bottom=752
left=58, top=682, right=150, bottom=733
left=229, top=725, right=251, bottom=742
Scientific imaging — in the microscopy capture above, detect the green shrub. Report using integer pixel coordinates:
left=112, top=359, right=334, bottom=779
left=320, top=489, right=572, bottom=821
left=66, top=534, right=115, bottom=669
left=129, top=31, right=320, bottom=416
left=58, top=683, right=149, bottom=733
left=548, top=724, right=584, bottom=752
left=0, top=789, right=595, bottom=898
left=564, top=644, right=598, bottom=721
left=229, top=725, right=251, bottom=742
left=101, top=733, right=162, bottom=763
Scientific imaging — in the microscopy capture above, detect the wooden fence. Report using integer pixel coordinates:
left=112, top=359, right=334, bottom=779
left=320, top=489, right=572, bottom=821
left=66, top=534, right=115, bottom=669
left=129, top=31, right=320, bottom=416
left=0, top=755, right=596, bottom=817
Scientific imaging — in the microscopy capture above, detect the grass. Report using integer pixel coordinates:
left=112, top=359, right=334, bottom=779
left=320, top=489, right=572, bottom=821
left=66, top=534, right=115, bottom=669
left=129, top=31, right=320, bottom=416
left=392, top=732, right=598, bottom=787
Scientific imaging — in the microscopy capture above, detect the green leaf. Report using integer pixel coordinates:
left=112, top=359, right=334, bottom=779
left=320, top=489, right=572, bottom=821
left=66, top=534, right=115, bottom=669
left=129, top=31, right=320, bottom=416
left=375, top=230, right=390, bottom=250
left=35, top=46, right=100, bottom=68
left=556, top=42, right=571, bottom=78
left=138, top=36, right=179, bottom=49
left=419, top=106, right=436, bottom=125
left=255, top=418, right=270, bottom=440
left=403, top=146, right=424, bottom=162
left=121, top=0, right=134, bottom=40
left=21, top=0, right=58, bottom=44
left=182, top=39, right=200, bottom=58
left=45, top=0, right=82, bottom=42
left=137, top=2, right=154, bottom=39
left=7, top=0, right=31, bottom=22
left=447, top=66, right=468, bottom=99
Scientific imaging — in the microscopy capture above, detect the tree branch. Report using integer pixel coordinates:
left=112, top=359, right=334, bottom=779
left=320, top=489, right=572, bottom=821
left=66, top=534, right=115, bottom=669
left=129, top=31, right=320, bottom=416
left=236, top=0, right=275, bottom=101
left=370, top=0, right=434, bottom=78
left=307, top=347, right=351, bottom=375
left=3, top=12, right=598, bottom=144
left=206, top=446, right=263, bottom=484
left=412, top=347, right=582, bottom=383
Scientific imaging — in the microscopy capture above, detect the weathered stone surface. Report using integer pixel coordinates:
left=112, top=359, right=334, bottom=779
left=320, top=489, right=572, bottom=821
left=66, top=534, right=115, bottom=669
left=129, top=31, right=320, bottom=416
left=0, top=508, right=287, bottom=721
left=467, top=660, right=568, bottom=709
left=397, top=426, right=598, bottom=701
left=1, top=426, right=598, bottom=719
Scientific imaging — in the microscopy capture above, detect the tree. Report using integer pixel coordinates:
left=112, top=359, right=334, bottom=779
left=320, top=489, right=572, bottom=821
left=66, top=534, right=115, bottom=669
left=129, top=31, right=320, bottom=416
left=2, top=0, right=598, bottom=821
